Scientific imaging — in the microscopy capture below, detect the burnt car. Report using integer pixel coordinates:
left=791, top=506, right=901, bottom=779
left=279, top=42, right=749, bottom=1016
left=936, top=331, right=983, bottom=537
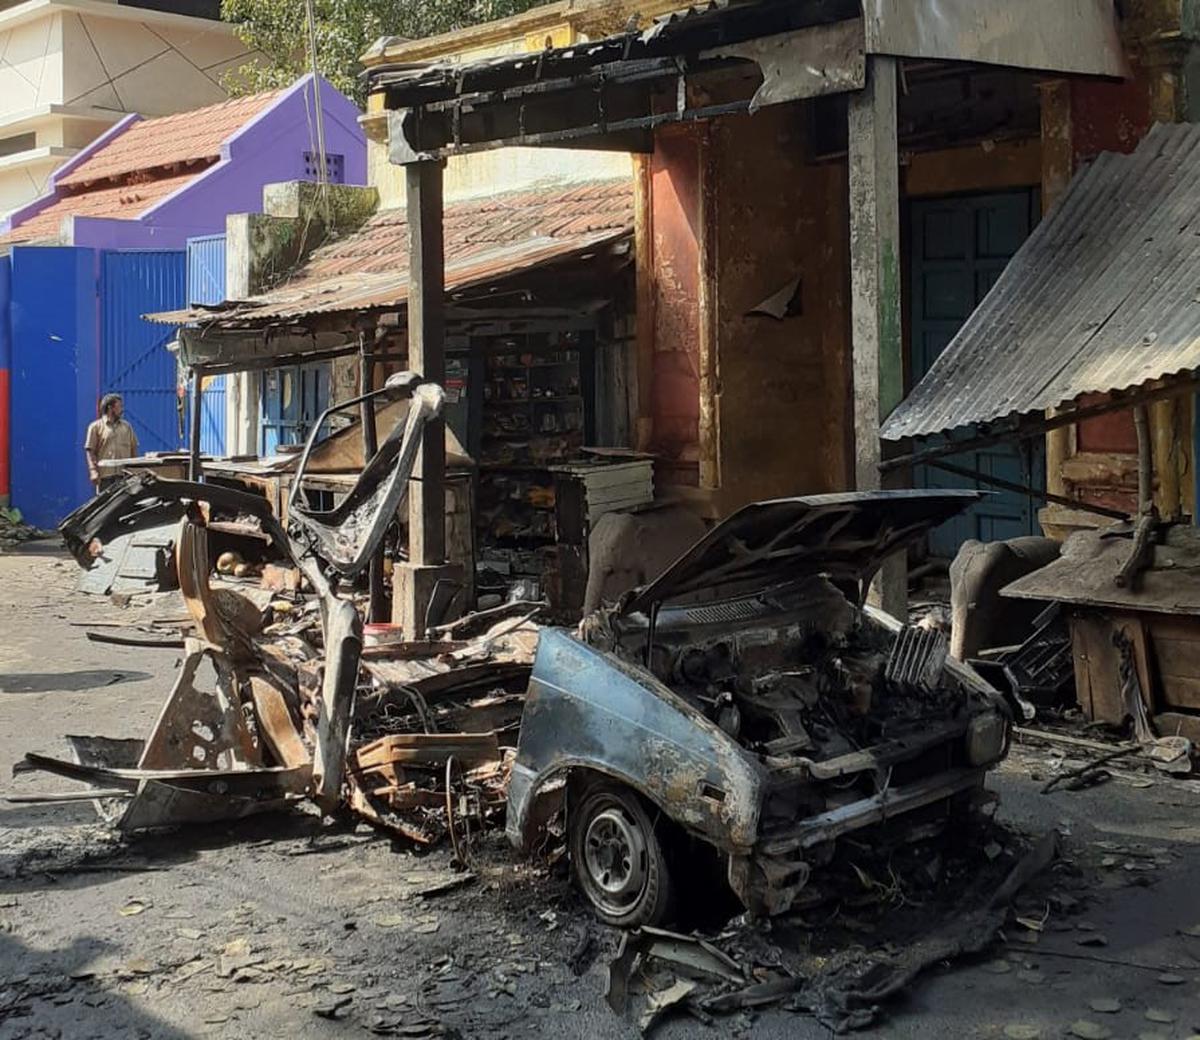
left=505, top=491, right=1011, bottom=926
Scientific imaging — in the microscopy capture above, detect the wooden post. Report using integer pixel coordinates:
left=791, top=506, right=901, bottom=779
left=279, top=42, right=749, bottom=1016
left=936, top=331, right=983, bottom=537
left=359, top=329, right=386, bottom=622
left=189, top=367, right=204, bottom=481
left=406, top=160, right=446, bottom=567
left=1041, top=80, right=1073, bottom=508
left=848, top=56, right=906, bottom=618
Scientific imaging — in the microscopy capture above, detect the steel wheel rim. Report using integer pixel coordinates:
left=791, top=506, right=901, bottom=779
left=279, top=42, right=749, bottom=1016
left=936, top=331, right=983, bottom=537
left=582, top=804, right=647, bottom=913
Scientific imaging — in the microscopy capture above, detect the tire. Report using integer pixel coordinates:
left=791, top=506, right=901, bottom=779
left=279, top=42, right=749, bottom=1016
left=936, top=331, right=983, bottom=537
left=569, top=782, right=675, bottom=928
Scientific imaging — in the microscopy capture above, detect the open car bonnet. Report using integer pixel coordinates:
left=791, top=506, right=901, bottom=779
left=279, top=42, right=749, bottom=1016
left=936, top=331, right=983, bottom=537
left=620, top=490, right=983, bottom=616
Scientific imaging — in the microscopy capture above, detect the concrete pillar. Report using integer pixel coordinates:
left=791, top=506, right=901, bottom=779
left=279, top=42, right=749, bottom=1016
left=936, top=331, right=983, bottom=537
left=848, top=56, right=906, bottom=619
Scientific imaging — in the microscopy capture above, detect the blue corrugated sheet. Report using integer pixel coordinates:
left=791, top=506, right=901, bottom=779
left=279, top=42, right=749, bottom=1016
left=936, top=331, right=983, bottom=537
left=187, top=234, right=226, bottom=306
left=101, top=250, right=187, bottom=456
left=186, top=235, right=227, bottom=454
left=0, top=255, right=12, bottom=502
left=10, top=246, right=100, bottom=527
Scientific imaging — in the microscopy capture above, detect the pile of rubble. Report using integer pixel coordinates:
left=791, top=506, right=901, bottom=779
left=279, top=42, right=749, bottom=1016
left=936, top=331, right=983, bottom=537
left=0, top=506, right=53, bottom=551
left=9, top=378, right=541, bottom=859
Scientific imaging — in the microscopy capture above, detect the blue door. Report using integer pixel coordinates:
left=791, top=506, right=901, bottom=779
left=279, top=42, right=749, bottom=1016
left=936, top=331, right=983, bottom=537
left=260, top=362, right=331, bottom=455
left=909, top=192, right=1043, bottom=555
left=101, top=250, right=187, bottom=455
left=186, top=235, right=227, bottom=455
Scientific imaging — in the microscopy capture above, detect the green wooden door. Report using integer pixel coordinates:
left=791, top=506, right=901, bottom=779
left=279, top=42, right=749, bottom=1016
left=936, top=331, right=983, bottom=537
left=909, top=191, right=1043, bottom=556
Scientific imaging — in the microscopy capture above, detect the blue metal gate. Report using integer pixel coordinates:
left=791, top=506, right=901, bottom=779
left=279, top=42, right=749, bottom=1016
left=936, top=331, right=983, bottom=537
left=186, top=235, right=227, bottom=454
left=10, top=246, right=101, bottom=527
left=100, top=250, right=187, bottom=455
left=261, top=362, right=331, bottom=455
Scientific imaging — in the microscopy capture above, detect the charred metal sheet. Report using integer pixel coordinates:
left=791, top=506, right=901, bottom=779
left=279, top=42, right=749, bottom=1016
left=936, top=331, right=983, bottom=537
left=863, top=0, right=1126, bottom=78
left=704, top=20, right=864, bottom=113
left=885, top=625, right=948, bottom=690
left=311, top=600, right=363, bottom=810
left=883, top=123, right=1200, bottom=442
left=758, top=768, right=986, bottom=855
left=288, top=382, right=445, bottom=577
left=505, top=628, right=767, bottom=855
left=621, top=490, right=981, bottom=614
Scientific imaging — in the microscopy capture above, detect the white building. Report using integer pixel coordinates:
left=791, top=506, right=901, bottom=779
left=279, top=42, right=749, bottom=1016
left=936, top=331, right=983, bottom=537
left=0, top=0, right=256, bottom=217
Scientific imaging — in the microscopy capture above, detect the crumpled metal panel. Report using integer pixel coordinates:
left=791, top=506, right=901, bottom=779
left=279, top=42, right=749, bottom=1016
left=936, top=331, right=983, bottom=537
left=863, top=0, right=1127, bottom=78
left=622, top=489, right=982, bottom=615
left=883, top=122, right=1200, bottom=441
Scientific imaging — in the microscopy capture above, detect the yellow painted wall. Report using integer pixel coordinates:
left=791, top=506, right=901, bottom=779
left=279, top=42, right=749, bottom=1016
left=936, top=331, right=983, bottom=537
left=362, top=0, right=688, bottom=208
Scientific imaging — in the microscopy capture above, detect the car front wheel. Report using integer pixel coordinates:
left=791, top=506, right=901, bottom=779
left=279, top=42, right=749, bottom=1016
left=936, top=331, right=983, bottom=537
left=569, top=782, right=675, bottom=928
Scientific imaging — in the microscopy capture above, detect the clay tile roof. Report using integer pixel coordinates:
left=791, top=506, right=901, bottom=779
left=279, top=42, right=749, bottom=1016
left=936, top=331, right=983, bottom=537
left=147, top=179, right=634, bottom=325
left=297, top=179, right=634, bottom=285
left=1, top=88, right=288, bottom=246
left=57, top=89, right=286, bottom=188
left=0, top=171, right=197, bottom=246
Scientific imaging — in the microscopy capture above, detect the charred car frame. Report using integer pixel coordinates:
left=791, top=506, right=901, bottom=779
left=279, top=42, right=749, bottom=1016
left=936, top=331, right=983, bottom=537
left=505, top=492, right=1012, bottom=925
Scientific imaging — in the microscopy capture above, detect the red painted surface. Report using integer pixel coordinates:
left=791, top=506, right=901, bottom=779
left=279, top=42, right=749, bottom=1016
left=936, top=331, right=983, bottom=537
left=0, top=368, right=9, bottom=498
left=1070, top=61, right=1153, bottom=161
left=1075, top=392, right=1138, bottom=454
left=1068, top=65, right=1152, bottom=508
left=648, top=125, right=703, bottom=481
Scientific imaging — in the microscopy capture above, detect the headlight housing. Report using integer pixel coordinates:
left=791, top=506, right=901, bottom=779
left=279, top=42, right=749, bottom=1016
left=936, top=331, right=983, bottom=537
left=965, top=711, right=1009, bottom=767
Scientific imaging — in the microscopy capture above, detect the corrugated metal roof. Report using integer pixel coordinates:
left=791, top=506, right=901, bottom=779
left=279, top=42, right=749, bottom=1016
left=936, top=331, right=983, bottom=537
left=881, top=121, right=1200, bottom=441
left=149, top=179, right=633, bottom=326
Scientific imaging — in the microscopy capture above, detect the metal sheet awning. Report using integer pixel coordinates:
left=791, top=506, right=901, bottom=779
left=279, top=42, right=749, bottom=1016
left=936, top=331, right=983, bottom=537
left=882, top=122, right=1200, bottom=443
left=370, top=0, right=1124, bottom=161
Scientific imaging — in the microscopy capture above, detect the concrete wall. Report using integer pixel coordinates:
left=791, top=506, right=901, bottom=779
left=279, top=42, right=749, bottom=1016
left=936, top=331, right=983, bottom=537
left=363, top=7, right=639, bottom=210
left=0, top=11, right=64, bottom=115
left=62, top=77, right=367, bottom=251
left=710, top=104, right=852, bottom=513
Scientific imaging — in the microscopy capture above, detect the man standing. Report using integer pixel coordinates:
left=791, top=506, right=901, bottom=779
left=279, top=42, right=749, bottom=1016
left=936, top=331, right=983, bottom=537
left=84, top=393, right=139, bottom=493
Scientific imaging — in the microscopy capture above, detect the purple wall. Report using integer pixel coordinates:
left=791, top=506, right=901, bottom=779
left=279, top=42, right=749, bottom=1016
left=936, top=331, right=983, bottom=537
left=7, top=76, right=366, bottom=251
left=73, top=76, right=366, bottom=250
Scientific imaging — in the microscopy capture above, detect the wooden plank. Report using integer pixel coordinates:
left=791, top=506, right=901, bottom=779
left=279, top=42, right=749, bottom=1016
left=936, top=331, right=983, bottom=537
left=355, top=732, right=499, bottom=769
left=1069, top=613, right=1125, bottom=724
left=248, top=677, right=310, bottom=769
left=585, top=482, right=654, bottom=507
left=1146, top=613, right=1200, bottom=710
left=407, top=159, right=446, bottom=566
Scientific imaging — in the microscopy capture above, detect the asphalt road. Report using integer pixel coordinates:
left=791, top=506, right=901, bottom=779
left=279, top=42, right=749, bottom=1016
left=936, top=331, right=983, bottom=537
left=2, top=541, right=1199, bottom=1040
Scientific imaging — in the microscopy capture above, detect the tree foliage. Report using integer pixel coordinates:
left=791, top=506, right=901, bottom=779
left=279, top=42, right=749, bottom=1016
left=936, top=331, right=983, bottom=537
left=221, top=0, right=542, bottom=104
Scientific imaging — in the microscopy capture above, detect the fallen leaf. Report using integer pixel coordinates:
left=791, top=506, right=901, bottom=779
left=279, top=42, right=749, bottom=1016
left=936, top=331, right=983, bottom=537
left=414, top=920, right=440, bottom=935
left=981, top=960, right=1012, bottom=974
left=1179, top=925, right=1200, bottom=937
left=313, top=995, right=353, bottom=1019
left=374, top=915, right=407, bottom=929
left=1017, top=970, right=1045, bottom=985
left=1144, top=1009, right=1175, bottom=1024
left=1076, top=934, right=1109, bottom=948
left=1089, top=998, right=1121, bottom=1014
left=177, top=928, right=203, bottom=941
left=1004, top=1025, right=1042, bottom=1040
left=118, top=900, right=149, bottom=917
left=329, top=982, right=356, bottom=995
left=1156, top=973, right=1184, bottom=985
left=1069, top=1021, right=1112, bottom=1040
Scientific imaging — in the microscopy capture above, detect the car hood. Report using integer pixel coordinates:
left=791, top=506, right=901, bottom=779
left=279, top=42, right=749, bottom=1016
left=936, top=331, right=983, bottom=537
left=621, top=490, right=982, bottom=616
